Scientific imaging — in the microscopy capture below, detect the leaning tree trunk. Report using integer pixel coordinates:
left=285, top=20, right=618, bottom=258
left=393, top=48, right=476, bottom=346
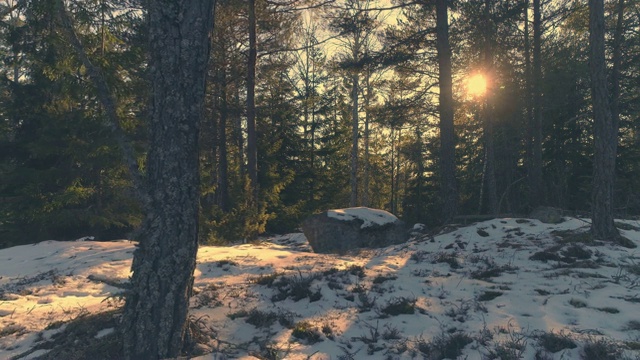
left=588, top=0, right=619, bottom=241
left=436, top=0, right=457, bottom=223
left=121, top=1, right=215, bottom=359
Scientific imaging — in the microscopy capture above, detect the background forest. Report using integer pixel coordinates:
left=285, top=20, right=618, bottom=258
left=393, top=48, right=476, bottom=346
left=1, top=0, right=639, bottom=248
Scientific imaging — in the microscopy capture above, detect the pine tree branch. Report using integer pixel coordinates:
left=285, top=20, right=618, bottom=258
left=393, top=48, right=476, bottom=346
left=53, top=0, right=149, bottom=209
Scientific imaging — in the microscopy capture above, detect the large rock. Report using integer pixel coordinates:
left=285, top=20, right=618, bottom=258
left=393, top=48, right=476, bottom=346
left=530, top=206, right=564, bottom=224
left=301, top=207, right=408, bottom=254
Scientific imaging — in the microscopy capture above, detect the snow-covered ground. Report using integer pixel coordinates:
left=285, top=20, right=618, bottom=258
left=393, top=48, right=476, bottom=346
left=1, top=217, right=640, bottom=359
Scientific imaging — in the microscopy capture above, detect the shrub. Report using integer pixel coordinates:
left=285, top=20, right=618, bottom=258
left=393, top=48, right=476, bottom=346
left=380, top=297, right=416, bottom=316
left=251, top=272, right=283, bottom=286
left=581, top=338, right=623, bottom=360
left=417, top=332, right=473, bottom=360
left=477, top=291, right=503, bottom=302
left=291, top=321, right=322, bottom=344
left=372, top=274, right=398, bottom=284
left=537, top=331, right=576, bottom=353
left=270, top=272, right=322, bottom=302
left=432, top=252, right=461, bottom=269
left=623, top=320, right=640, bottom=331
left=568, top=298, right=587, bottom=308
left=245, top=309, right=279, bottom=328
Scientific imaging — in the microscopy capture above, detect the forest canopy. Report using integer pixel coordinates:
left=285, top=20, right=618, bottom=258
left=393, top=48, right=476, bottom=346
left=1, top=0, right=639, bottom=248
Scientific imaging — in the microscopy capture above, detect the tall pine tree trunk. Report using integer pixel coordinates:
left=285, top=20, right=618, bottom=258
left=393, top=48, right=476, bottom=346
left=588, top=0, right=619, bottom=241
left=363, top=67, right=372, bottom=207
left=217, top=68, right=230, bottom=212
left=529, top=0, right=544, bottom=208
left=234, top=69, right=245, bottom=178
left=121, top=1, right=215, bottom=358
left=310, top=71, right=316, bottom=205
left=350, top=72, right=359, bottom=207
left=246, top=0, right=258, bottom=204
left=523, top=0, right=536, bottom=210
left=390, top=128, right=396, bottom=213
left=483, top=0, right=498, bottom=214
left=436, top=0, right=457, bottom=223
left=206, top=69, right=218, bottom=211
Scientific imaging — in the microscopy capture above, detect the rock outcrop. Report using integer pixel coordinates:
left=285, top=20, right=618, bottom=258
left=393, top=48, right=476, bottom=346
left=301, top=207, right=408, bottom=254
left=530, top=206, right=564, bottom=224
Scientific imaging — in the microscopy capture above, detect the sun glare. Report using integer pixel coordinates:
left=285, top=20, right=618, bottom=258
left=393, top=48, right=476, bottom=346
left=467, top=73, right=487, bottom=97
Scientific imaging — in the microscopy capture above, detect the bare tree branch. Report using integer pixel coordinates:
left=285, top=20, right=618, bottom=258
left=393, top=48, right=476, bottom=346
left=0, top=2, right=18, bottom=19
left=266, top=0, right=336, bottom=12
left=258, top=32, right=343, bottom=57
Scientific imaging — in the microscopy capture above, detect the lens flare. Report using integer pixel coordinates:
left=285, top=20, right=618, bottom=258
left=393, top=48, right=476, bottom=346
left=467, top=73, right=487, bottom=97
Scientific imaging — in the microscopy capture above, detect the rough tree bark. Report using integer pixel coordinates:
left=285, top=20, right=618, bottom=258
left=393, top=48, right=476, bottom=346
left=588, top=0, right=620, bottom=241
left=247, top=0, right=259, bottom=204
left=121, top=0, right=215, bottom=358
left=611, top=0, right=624, bottom=129
left=436, top=0, right=457, bottom=223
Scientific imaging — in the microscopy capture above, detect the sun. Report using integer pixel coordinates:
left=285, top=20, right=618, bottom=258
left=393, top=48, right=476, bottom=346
left=467, top=73, right=487, bottom=97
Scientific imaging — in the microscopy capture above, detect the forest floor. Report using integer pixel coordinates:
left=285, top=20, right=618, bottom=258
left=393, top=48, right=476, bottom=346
left=1, top=217, right=640, bottom=359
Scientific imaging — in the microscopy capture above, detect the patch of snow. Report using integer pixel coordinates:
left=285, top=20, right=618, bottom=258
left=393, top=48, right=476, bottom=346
left=412, top=223, right=426, bottom=231
left=327, top=207, right=398, bottom=229
left=75, top=236, right=95, bottom=242
left=20, top=349, right=49, bottom=359
left=95, top=327, right=114, bottom=339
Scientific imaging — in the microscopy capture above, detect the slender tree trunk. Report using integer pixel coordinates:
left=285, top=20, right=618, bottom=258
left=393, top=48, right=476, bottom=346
left=310, top=64, right=316, bottom=204
left=390, top=128, right=395, bottom=213
left=13, top=50, right=19, bottom=83
left=524, top=0, right=534, bottom=208
left=206, top=68, right=218, bottom=211
left=246, top=0, right=258, bottom=204
left=436, top=0, right=457, bottom=223
left=100, top=0, right=105, bottom=56
left=217, top=68, right=230, bottom=212
left=589, top=0, right=619, bottom=241
left=415, top=126, right=424, bottom=220
left=395, top=127, right=402, bottom=214
left=479, top=133, right=486, bottom=214
left=529, top=0, right=544, bottom=208
left=234, top=69, right=245, bottom=178
left=483, top=0, right=498, bottom=214
left=121, top=1, right=215, bottom=359
left=350, top=72, right=359, bottom=207
left=363, top=67, right=371, bottom=207
left=12, top=6, right=19, bottom=83
left=302, top=44, right=314, bottom=203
